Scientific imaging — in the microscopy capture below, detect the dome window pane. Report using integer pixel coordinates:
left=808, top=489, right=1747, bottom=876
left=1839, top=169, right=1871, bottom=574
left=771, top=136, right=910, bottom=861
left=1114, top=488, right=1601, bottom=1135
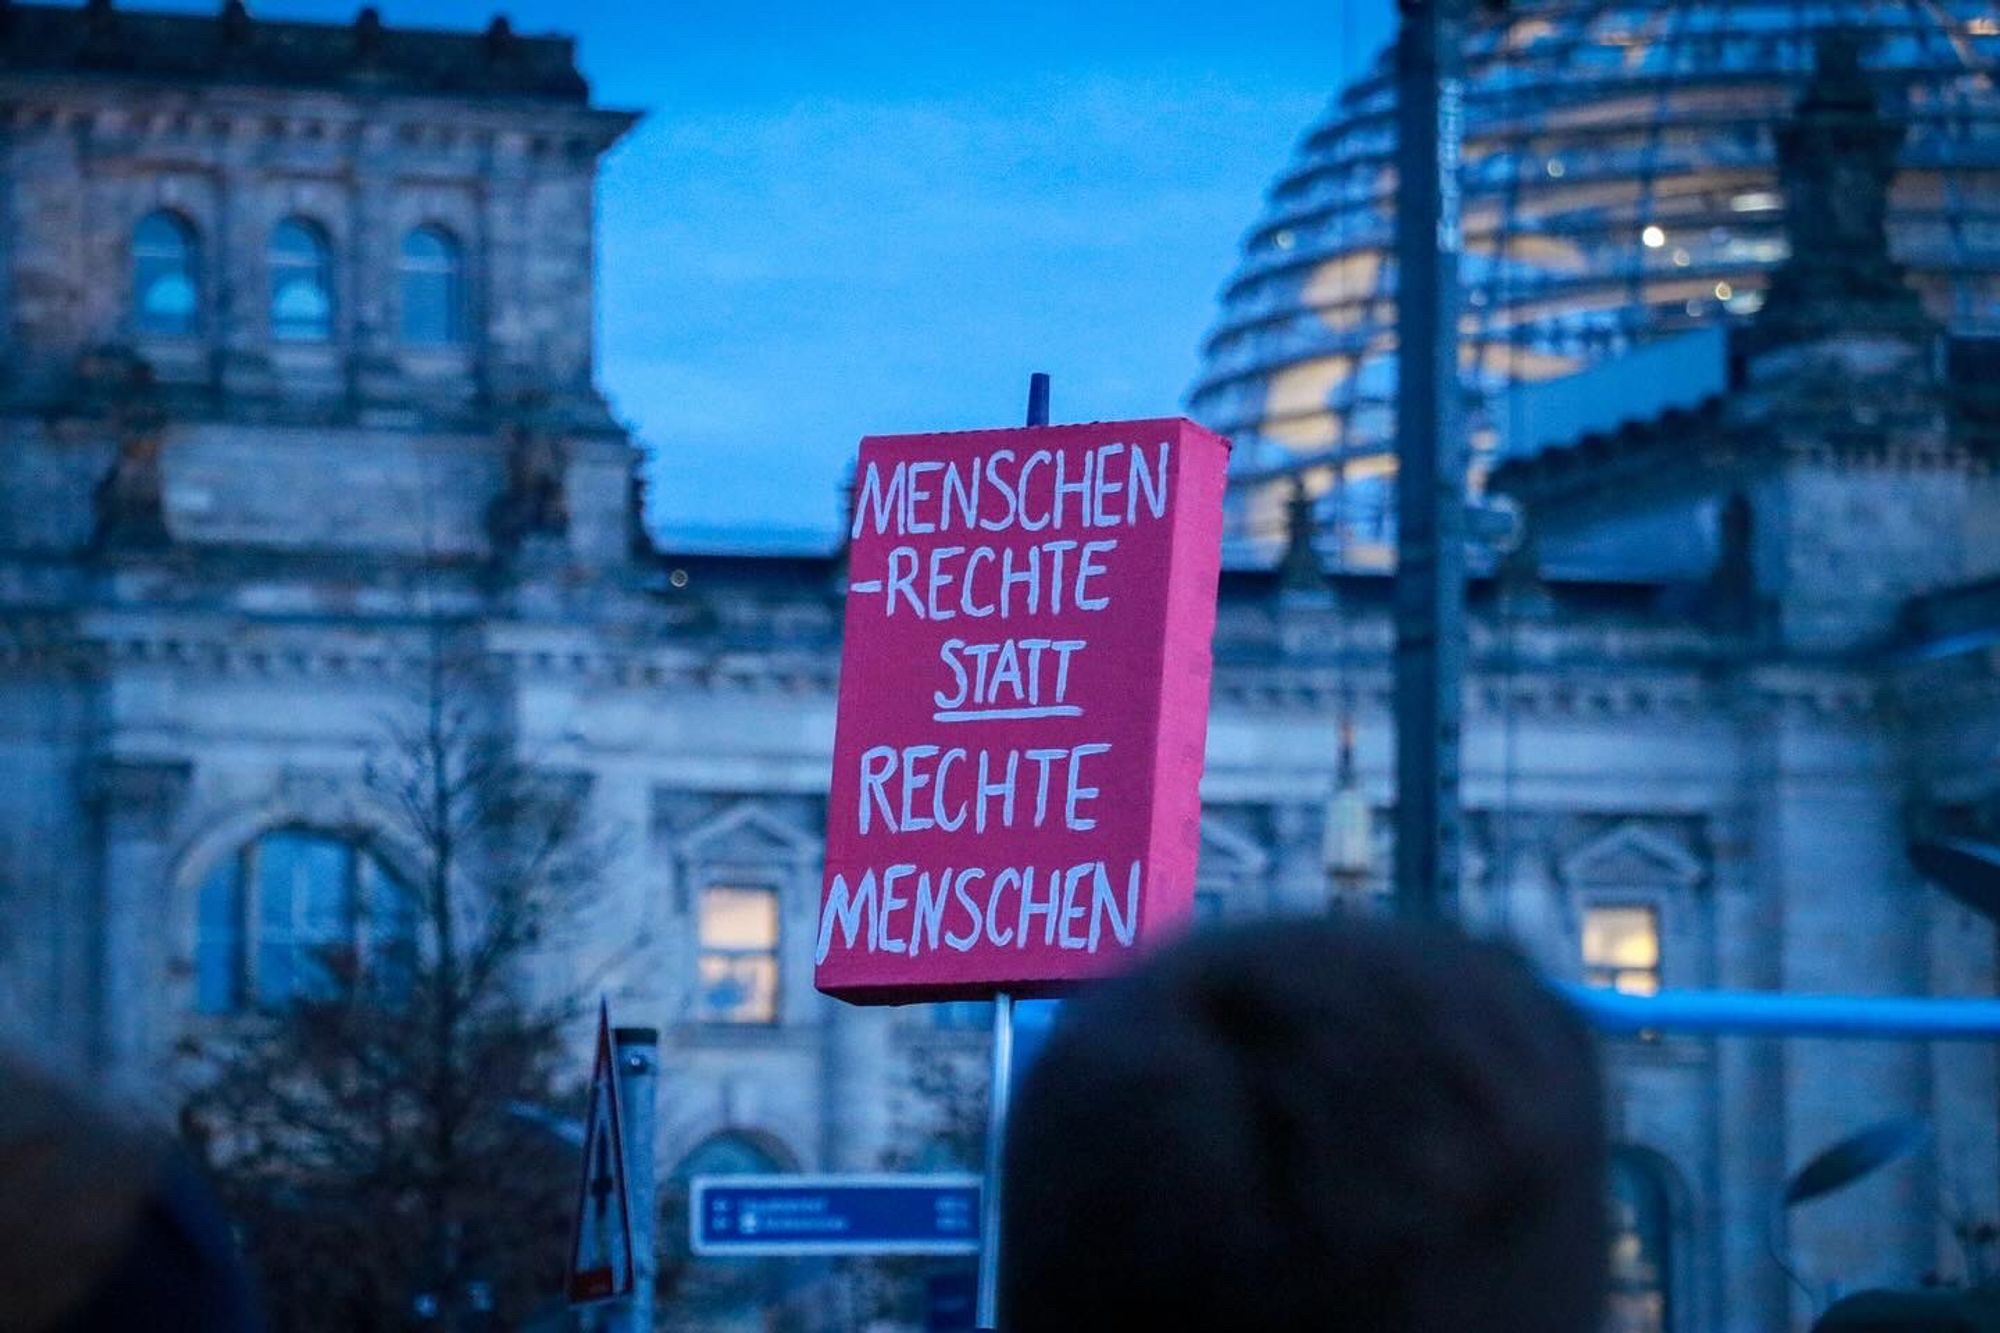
left=1190, top=0, right=2000, bottom=552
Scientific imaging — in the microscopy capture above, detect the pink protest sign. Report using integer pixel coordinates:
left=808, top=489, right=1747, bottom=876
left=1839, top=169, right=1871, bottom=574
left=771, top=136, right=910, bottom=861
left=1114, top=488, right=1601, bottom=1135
left=816, top=418, right=1230, bottom=1004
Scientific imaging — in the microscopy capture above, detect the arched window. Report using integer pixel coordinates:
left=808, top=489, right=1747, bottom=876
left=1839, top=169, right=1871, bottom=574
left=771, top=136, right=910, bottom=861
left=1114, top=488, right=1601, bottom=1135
left=667, top=1134, right=792, bottom=1319
left=1608, top=1151, right=1676, bottom=1333
left=195, top=829, right=412, bottom=1014
left=133, top=211, right=200, bottom=337
left=679, top=1133, right=785, bottom=1181
left=269, top=218, right=333, bottom=342
left=399, top=225, right=465, bottom=345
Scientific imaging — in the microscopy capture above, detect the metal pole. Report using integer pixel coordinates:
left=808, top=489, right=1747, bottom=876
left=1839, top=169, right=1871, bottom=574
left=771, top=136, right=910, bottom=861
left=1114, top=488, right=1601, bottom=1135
left=1392, top=0, right=1469, bottom=923
left=1025, top=372, right=1050, bottom=430
left=975, top=371, right=1047, bottom=1332
left=976, top=991, right=1016, bottom=1331
left=611, top=1026, right=659, bottom=1333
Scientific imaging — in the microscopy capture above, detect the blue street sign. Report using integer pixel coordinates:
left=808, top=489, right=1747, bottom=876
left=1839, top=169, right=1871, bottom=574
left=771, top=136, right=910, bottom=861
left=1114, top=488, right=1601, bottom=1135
left=690, top=1174, right=982, bottom=1257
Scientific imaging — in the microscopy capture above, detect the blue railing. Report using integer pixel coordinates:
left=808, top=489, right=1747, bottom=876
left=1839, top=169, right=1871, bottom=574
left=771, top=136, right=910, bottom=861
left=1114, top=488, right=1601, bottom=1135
left=1559, top=983, right=2000, bottom=1040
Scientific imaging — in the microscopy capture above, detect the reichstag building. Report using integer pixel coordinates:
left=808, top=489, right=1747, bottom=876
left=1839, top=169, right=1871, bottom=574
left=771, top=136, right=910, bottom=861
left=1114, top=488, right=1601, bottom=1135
left=0, top=3, right=1997, bottom=1330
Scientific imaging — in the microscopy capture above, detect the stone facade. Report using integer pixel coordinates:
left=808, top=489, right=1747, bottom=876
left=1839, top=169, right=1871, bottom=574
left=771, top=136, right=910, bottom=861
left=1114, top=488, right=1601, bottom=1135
left=0, top=7, right=1995, bottom=1332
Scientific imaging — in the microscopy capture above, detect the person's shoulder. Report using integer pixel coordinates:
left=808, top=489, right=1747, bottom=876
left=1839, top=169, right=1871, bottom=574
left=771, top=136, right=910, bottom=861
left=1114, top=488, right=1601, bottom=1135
left=0, top=1052, right=162, bottom=1329
left=58, top=1150, right=266, bottom=1333
left=0, top=1052, right=262, bottom=1333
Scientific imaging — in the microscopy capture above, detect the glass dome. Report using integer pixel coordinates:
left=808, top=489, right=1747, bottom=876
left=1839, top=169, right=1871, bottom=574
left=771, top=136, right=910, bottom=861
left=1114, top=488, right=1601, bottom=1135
left=1188, top=1, right=2000, bottom=564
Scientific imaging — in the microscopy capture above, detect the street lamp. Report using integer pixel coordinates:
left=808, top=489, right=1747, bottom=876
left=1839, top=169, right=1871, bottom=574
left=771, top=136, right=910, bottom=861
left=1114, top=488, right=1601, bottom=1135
left=1324, top=714, right=1377, bottom=904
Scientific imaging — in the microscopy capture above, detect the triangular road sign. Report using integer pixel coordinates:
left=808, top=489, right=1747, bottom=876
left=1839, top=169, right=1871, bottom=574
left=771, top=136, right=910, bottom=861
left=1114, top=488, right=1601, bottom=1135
left=567, top=999, right=635, bottom=1306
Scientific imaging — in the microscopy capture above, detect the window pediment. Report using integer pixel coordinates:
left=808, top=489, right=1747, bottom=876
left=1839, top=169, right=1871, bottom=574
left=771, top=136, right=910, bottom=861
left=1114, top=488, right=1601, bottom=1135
left=672, top=800, right=821, bottom=868
left=1561, top=820, right=1704, bottom=890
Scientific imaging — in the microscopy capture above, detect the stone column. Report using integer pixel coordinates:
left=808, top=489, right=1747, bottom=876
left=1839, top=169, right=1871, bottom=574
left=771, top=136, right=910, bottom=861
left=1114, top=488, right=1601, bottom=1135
left=1926, top=890, right=2000, bottom=1281
left=8, top=112, right=87, bottom=398
left=1712, top=745, right=1789, bottom=1333
left=214, top=121, right=274, bottom=402
left=1497, top=814, right=1569, bottom=977
left=86, top=757, right=190, bottom=1097
left=1764, top=692, right=1934, bottom=1317
left=481, top=131, right=534, bottom=406
left=819, top=1000, right=893, bottom=1171
left=545, top=168, right=599, bottom=400
left=349, top=124, right=403, bottom=408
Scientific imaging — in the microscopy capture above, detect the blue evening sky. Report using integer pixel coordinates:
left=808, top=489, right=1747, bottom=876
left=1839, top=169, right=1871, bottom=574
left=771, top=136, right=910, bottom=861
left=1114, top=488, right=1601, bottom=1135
left=113, top=1, right=1397, bottom=549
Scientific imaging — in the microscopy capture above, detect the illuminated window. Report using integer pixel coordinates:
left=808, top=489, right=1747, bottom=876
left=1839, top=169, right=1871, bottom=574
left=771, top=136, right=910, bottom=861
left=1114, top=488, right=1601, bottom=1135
left=269, top=218, right=333, bottom=342
left=133, top=211, right=200, bottom=337
left=195, top=829, right=411, bottom=1013
left=697, top=885, right=780, bottom=1024
left=1584, top=904, right=1661, bottom=996
left=1608, top=1151, right=1674, bottom=1333
left=399, top=225, right=465, bottom=345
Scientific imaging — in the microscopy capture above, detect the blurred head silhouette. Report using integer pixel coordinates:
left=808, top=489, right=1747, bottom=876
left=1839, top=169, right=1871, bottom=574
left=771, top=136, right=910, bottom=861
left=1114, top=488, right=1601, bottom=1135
left=1809, top=1287, right=2000, bottom=1332
left=1002, top=916, right=1608, bottom=1332
left=0, top=1051, right=262, bottom=1332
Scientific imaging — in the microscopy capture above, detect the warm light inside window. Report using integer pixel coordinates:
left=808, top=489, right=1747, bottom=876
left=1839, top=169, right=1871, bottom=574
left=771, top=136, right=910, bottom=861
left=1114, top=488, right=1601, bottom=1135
left=698, top=886, right=780, bottom=1024
left=702, top=886, right=778, bottom=949
left=1584, top=905, right=1661, bottom=997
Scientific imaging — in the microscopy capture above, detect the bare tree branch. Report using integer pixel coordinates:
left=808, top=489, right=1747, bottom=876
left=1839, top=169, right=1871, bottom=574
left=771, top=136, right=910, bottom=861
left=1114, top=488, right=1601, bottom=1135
left=183, top=640, right=615, bottom=1332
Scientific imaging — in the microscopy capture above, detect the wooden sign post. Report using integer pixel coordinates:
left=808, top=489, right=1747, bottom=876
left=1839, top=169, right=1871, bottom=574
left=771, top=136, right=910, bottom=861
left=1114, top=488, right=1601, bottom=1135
left=816, top=379, right=1229, bottom=1329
